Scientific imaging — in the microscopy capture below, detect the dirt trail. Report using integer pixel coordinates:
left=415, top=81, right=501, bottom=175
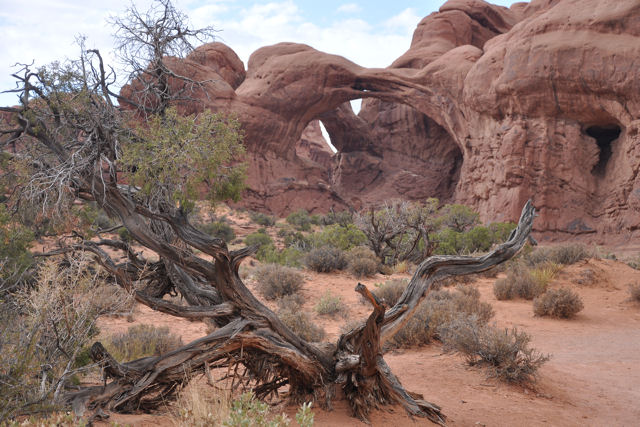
left=99, top=258, right=640, bottom=426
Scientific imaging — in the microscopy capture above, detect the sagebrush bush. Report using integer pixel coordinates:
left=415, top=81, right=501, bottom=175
left=104, top=324, right=183, bottom=362
left=346, top=246, right=379, bottom=278
left=276, top=293, right=305, bottom=310
left=321, top=210, right=353, bottom=226
left=199, top=221, right=235, bottom=242
left=304, top=246, right=347, bottom=272
left=0, top=256, right=131, bottom=421
left=244, top=230, right=273, bottom=248
left=223, top=391, right=315, bottom=427
left=493, top=278, right=514, bottom=300
left=439, top=315, right=550, bottom=384
left=315, top=292, right=346, bottom=317
left=254, top=264, right=304, bottom=300
left=525, top=244, right=589, bottom=267
left=249, top=211, right=276, bottom=227
left=389, top=286, right=494, bottom=348
left=277, top=307, right=325, bottom=342
left=286, top=209, right=313, bottom=231
left=533, top=288, right=584, bottom=318
left=493, top=263, right=553, bottom=300
left=629, top=282, right=640, bottom=302
left=372, top=278, right=408, bottom=306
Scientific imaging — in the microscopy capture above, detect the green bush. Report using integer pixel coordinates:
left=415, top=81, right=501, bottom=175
left=286, top=209, right=313, bottom=231
left=104, top=324, right=183, bottom=362
left=283, top=229, right=312, bottom=251
left=489, top=222, right=517, bottom=242
left=254, top=264, right=304, bottom=300
left=118, top=226, right=133, bottom=243
left=439, top=315, right=550, bottom=384
left=249, top=211, right=276, bottom=227
left=0, top=204, right=34, bottom=289
left=244, top=230, right=273, bottom=248
left=257, top=246, right=304, bottom=267
left=304, top=246, right=347, bottom=273
left=309, top=224, right=367, bottom=251
left=372, top=278, right=408, bottom=306
left=200, top=221, right=236, bottom=242
left=439, top=204, right=479, bottom=232
left=315, top=292, right=346, bottom=317
left=461, top=226, right=493, bottom=253
left=321, top=210, right=353, bottom=226
left=533, top=288, right=584, bottom=318
left=346, top=246, right=379, bottom=278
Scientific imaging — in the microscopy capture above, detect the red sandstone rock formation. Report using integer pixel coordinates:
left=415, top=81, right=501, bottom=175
left=120, top=0, right=640, bottom=241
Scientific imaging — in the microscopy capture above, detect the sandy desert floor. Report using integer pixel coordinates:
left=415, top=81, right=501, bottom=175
left=95, top=254, right=640, bottom=427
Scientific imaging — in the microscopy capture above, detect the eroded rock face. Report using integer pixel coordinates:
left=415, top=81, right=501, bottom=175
left=121, top=0, right=640, bottom=240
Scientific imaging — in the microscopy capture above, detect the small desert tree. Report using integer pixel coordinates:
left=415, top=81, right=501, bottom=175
left=0, top=1, right=536, bottom=425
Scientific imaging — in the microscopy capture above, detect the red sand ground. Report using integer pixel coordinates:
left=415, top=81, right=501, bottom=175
left=97, top=256, right=640, bottom=426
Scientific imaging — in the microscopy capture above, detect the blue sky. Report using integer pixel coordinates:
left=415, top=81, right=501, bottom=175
left=0, top=0, right=524, bottom=105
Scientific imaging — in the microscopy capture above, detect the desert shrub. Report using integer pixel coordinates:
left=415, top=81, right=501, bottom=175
left=389, top=286, right=494, bottom=348
left=117, top=226, right=133, bottom=243
left=434, top=228, right=464, bottom=255
left=626, top=257, right=640, bottom=270
left=0, top=205, right=34, bottom=291
left=551, top=245, right=590, bottom=265
left=276, top=293, right=305, bottom=310
left=175, top=383, right=231, bottom=427
left=249, top=211, right=276, bottom=227
left=223, top=392, right=315, bottom=427
left=257, top=246, right=304, bottom=267
left=308, top=224, right=367, bottom=251
left=0, top=255, right=131, bottom=421
left=461, top=226, right=493, bottom=253
left=283, top=229, right=312, bottom=251
left=304, top=246, right=347, bottom=272
left=346, top=246, right=379, bottom=278
left=489, top=221, right=517, bottom=243
left=524, top=244, right=589, bottom=267
left=439, top=315, right=549, bottom=384
left=199, top=221, right=235, bottom=242
left=629, top=282, right=640, bottom=302
left=244, top=230, right=273, bottom=248
left=393, top=260, right=409, bottom=274
left=493, top=263, right=555, bottom=300
left=286, top=209, right=313, bottom=231
left=315, top=292, right=346, bottom=317
left=493, top=278, right=514, bottom=300
left=439, top=204, right=479, bottom=232
left=254, top=264, right=304, bottom=300
left=104, top=324, right=183, bottom=362
left=277, top=308, right=325, bottom=342
left=372, top=278, right=408, bottom=306
left=533, top=288, right=584, bottom=318
left=321, top=210, right=353, bottom=226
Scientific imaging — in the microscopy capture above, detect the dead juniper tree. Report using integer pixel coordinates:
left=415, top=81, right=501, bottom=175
left=0, top=1, right=536, bottom=424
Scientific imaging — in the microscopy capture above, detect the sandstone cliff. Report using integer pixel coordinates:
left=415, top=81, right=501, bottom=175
left=121, top=0, right=640, bottom=240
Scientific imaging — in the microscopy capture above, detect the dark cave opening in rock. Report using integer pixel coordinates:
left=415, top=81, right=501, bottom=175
left=586, top=124, right=621, bottom=176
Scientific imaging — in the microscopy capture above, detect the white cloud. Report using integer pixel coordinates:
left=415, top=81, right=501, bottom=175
left=384, top=8, right=421, bottom=35
left=337, top=3, right=361, bottom=14
left=0, top=0, right=422, bottom=105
